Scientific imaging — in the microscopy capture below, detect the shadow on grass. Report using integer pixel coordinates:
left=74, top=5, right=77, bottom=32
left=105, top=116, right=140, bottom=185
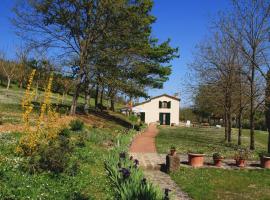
left=75, top=106, right=133, bottom=129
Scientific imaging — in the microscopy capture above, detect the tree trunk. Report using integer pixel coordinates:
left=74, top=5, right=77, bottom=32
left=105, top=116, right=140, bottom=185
left=265, top=71, right=270, bottom=153
left=95, top=84, right=99, bottom=109
left=70, top=83, right=80, bottom=115
left=6, top=77, right=11, bottom=90
left=227, top=111, right=232, bottom=143
left=19, top=79, right=23, bottom=88
left=224, top=112, right=228, bottom=141
left=62, top=92, right=66, bottom=104
left=227, top=89, right=232, bottom=143
left=250, top=64, right=255, bottom=150
left=100, top=86, right=104, bottom=106
left=84, top=90, right=90, bottom=114
left=110, top=98, right=115, bottom=111
left=238, top=111, right=242, bottom=145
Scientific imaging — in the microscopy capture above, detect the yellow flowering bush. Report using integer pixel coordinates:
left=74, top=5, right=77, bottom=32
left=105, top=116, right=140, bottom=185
left=17, top=72, right=60, bottom=156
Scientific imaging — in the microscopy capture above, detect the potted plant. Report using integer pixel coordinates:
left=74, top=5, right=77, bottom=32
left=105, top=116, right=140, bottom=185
left=188, top=150, right=205, bottom=167
left=212, top=152, right=224, bottom=167
left=170, top=146, right=177, bottom=156
left=234, top=148, right=250, bottom=168
left=259, top=151, right=270, bottom=169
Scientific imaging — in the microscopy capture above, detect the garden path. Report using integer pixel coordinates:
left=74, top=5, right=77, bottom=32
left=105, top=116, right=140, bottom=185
left=129, top=124, right=191, bottom=200
left=129, top=123, right=158, bottom=153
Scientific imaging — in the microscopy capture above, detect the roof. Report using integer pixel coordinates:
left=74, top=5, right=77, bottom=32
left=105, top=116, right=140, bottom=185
left=133, top=94, right=180, bottom=107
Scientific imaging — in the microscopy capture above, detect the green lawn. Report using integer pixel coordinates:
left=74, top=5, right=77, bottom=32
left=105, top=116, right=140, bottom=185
left=157, top=126, right=270, bottom=200
left=171, top=168, right=270, bottom=200
left=156, top=127, right=268, bottom=159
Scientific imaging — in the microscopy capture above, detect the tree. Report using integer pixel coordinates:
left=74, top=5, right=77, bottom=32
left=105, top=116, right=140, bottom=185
left=13, top=0, right=178, bottom=115
left=0, top=52, right=17, bottom=91
left=266, top=71, right=270, bottom=153
left=219, top=0, right=270, bottom=150
left=15, top=46, right=30, bottom=88
left=191, top=32, right=242, bottom=142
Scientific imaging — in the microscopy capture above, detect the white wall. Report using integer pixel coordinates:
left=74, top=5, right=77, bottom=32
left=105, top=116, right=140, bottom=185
left=134, top=96, right=180, bottom=125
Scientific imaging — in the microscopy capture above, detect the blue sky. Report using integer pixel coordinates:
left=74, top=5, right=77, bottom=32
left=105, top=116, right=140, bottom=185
left=0, top=0, right=230, bottom=106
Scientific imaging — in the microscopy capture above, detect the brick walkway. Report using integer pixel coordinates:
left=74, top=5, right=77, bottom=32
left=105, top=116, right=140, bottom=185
left=129, top=123, right=158, bottom=153
left=129, top=124, right=191, bottom=200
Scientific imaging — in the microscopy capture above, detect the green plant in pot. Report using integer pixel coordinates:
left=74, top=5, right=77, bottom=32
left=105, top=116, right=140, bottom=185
left=258, top=151, right=270, bottom=169
left=187, top=149, right=205, bottom=167
left=212, top=152, right=224, bottom=167
left=234, top=148, right=250, bottom=168
left=170, top=146, right=177, bottom=156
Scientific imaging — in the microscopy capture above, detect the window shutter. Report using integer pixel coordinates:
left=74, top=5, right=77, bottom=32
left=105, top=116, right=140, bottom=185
left=159, top=101, right=162, bottom=108
left=168, top=101, right=171, bottom=108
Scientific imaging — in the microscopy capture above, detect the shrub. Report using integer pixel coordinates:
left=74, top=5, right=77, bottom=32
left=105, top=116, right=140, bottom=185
left=212, top=152, right=224, bottom=160
left=234, top=148, right=250, bottom=160
left=105, top=152, right=164, bottom=200
left=258, top=151, right=270, bottom=158
left=59, top=128, right=71, bottom=137
left=25, top=129, right=73, bottom=174
left=70, top=119, right=84, bottom=131
left=76, top=131, right=89, bottom=147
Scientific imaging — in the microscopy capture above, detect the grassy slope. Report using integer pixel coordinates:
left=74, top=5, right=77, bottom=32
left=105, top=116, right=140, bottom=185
left=156, top=127, right=268, bottom=159
left=0, top=126, right=126, bottom=199
left=156, top=127, right=270, bottom=200
left=0, top=84, right=134, bottom=199
left=0, top=84, right=123, bottom=124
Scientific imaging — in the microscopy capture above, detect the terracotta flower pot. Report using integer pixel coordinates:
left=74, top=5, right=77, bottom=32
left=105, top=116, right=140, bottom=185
left=213, top=158, right=223, bottom=167
left=235, top=159, right=246, bottom=167
left=170, top=149, right=176, bottom=156
left=261, top=156, right=270, bottom=169
left=188, top=153, right=205, bottom=167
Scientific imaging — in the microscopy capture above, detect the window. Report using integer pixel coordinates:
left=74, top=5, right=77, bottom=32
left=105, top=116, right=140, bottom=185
left=159, top=101, right=171, bottom=108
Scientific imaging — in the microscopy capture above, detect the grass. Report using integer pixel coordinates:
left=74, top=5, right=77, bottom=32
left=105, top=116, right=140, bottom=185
left=156, top=127, right=268, bottom=159
left=157, top=126, right=270, bottom=200
left=171, top=167, right=270, bottom=200
left=0, top=83, right=137, bottom=199
left=0, top=124, right=135, bottom=199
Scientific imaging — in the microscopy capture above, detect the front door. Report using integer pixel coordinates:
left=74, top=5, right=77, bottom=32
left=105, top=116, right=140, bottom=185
left=140, top=112, right=145, bottom=123
left=159, top=113, right=170, bottom=125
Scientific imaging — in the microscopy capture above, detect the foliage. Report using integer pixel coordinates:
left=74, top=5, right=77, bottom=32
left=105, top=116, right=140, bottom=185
left=234, top=148, right=250, bottom=160
left=69, top=119, right=84, bottom=131
left=21, top=69, right=36, bottom=131
left=129, top=114, right=138, bottom=129
left=258, top=151, right=270, bottom=158
left=105, top=152, right=164, bottom=200
left=170, top=146, right=176, bottom=150
left=17, top=72, right=58, bottom=156
left=25, top=128, right=73, bottom=174
left=212, top=152, right=224, bottom=160
left=0, top=127, right=119, bottom=199
left=13, top=0, right=179, bottom=114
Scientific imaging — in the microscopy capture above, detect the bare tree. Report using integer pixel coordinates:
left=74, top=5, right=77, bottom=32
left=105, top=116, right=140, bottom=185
left=191, top=32, right=243, bottom=142
left=15, top=46, right=30, bottom=88
left=0, top=52, right=17, bottom=91
left=219, top=0, right=270, bottom=150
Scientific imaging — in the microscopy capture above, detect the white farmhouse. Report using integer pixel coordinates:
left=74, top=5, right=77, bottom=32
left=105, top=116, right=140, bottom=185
left=132, top=94, right=180, bottom=125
